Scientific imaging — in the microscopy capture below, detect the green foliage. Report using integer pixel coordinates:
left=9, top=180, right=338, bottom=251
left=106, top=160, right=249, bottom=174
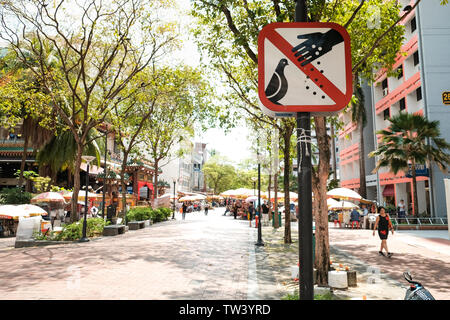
left=327, top=178, right=340, bottom=191
left=281, top=290, right=340, bottom=300
left=55, top=222, right=82, bottom=241
left=126, top=207, right=172, bottom=223
left=202, top=155, right=237, bottom=194
left=369, top=113, right=450, bottom=175
left=0, top=188, right=32, bottom=204
left=53, top=218, right=109, bottom=241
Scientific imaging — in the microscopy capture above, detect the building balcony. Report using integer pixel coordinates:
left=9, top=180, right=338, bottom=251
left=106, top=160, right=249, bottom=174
left=375, top=71, right=421, bottom=115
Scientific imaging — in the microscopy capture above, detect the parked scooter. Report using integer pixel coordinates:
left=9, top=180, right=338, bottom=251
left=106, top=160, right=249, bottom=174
left=404, top=272, right=435, bottom=300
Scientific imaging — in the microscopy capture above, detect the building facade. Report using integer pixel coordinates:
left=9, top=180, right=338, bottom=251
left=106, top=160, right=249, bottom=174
left=338, top=0, right=450, bottom=217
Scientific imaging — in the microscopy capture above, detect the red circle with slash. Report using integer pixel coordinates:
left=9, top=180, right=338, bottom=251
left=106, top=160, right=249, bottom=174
left=258, top=22, right=352, bottom=113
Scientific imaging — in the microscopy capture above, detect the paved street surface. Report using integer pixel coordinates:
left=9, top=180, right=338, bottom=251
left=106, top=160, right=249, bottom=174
left=0, top=207, right=448, bottom=300
left=328, top=224, right=450, bottom=300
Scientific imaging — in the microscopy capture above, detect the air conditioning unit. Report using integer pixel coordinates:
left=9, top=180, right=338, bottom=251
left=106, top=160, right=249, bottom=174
left=382, top=87, right=389, bottom=96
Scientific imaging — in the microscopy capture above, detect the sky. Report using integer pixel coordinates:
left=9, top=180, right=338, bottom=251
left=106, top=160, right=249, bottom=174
left=172, top=0, right=254, bottom=165
left=0, top=0, right=254, bottom=165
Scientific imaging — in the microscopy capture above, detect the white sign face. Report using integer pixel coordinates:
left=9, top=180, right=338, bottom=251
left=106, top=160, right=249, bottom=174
left=258, top=22, right=352, bottom=115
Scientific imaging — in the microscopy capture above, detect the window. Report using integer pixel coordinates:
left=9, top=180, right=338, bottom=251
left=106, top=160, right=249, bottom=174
left=397, top=65, right=403, bottom=79
left=381, top=78, right=388, bottom=96
left=399, top=97, right=406, bottom=111
left=383, top=108, right=390, bottom=120
left=416, top=87, right=422, bottom=101
left=413, top=51, right=419, bottom=66
left=411, top=17, right=417, bottom=33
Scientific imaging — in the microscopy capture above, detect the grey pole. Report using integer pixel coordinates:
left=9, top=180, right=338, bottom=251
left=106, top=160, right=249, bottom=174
left=80, top=163, right=90, bottom=242
left=255, top=161, right=264, bottom=246
left=172, top=180, right=176, bottom=219
left=102, top=131, right=108, bottom=219
left=295, top=0, right=314, bottom=300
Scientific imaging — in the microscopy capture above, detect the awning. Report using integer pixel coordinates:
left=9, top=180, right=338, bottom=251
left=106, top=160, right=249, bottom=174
left=138, top=181, right=154, bottom=198
left=80, top=162, right=104, bottom=175
left=382, top=184, right=394, bottom=197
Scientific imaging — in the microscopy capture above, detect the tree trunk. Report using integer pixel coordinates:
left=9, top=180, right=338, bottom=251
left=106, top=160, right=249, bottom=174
left=268, top=173, right=272, bottom=218
left=120, top=153, right=129, bottom=220
left=283, top=128, right=292, bottom=244
left=411, top=159, right=419, bottom=216
left=274, top=172, right=279, bottom=228
left=154, top=160, right=159, bottom=199
left=18, top=131, right=29, bottom=189
left=313, top=116, right=331, bottom=286
left=71, top=143, right=83, bottom=223
left=330, top=123, right=337, bottom=181
left=358, top=122, right=367, bottom=198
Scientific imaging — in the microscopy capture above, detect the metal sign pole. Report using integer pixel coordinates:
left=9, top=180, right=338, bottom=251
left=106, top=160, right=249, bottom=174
left=295, top=0, right=314, bottom=301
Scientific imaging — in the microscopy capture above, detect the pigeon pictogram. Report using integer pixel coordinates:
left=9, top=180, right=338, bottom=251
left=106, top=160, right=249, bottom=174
left=265, top=58, right=289, bottom=105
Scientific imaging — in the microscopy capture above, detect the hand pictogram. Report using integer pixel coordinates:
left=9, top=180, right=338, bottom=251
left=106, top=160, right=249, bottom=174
left=291, top=29, right=344, bottom=66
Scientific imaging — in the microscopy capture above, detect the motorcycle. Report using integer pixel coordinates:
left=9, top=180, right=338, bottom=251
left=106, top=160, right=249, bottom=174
left=404, top=272, right=435, bottom=300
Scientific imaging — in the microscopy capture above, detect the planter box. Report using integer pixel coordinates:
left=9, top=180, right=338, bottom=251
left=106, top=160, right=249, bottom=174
left=15, top=239, right=74, bottom=248
left=347, top=271, right=357, bottom=287
left=128, top=221, right=145, bottom=230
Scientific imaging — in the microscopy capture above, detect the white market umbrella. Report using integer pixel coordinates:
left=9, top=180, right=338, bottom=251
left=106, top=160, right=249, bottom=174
left=327, top=188, right=362, bottom=201
left=63, top=191, right=98, bottom=200
left=31, top=192, right=65, bottom=203
left=178, top=195, right=204, bottom=202
left=329, top=201, right=359, bottom=210
left=17, top=204, right=48, bottom=217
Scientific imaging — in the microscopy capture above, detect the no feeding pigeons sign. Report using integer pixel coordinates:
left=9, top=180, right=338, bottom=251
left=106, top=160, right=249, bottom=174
left=258, top=22, right=352, bottom=117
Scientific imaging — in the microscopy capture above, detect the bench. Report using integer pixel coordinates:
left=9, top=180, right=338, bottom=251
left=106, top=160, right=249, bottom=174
left=128, top=221, right=146, bottom=230
left=103, top=225, right=126, bottom=236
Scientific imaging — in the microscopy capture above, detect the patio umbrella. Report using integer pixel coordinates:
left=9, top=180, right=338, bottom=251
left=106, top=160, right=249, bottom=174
left=178, top=195, right=204, bottom=202
left=17, top=204, right=48, bottom=217
left=327, top=198, right=341, bottom=208
left=329, top=201, right=359, bottom=210
left=245, top=196, right=265, bottom=203
left=63, top=191, right=99, bottom=200
left=31, top=192, right=65, bottom=203
left=327, top=188, right=362, bottom=201
left=0, top=205, right=45, bottom=220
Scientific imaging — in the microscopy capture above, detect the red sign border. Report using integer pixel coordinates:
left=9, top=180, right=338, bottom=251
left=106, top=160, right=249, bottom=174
left=258, top=22, right=353, bottom=113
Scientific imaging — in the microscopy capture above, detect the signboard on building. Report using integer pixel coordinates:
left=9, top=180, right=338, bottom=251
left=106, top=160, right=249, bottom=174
left=258, top=22, right=352, bottom=116
left=406, top=164, right=429, bottom=178
left=443, top=92, right=450, bottom=105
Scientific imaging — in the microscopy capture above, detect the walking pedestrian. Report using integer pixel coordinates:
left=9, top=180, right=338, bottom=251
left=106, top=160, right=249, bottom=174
left=224, top=204, right=230, bottom=216
left=204, top=203, right=209, bottom=216
left=373, top=207, right=394, bottom=258
left=182, top=202, right=187, bottom=220
left=248, top=203, right=255, bottom=220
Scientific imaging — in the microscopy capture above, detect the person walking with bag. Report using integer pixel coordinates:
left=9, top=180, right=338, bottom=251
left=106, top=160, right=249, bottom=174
left=373, top=207, right=395, bottom=258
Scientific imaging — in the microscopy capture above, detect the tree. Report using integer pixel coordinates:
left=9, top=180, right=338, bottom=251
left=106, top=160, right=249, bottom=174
left=369, top=113, right=450, bottom=216
left=349, top=81, right=367, bottom=198
left=190, top=0, right=410, bottom=286
left=142, top=65, right=214, bottom=198
left=111, top=66, right=192, bottom=218
left=203, top=155, right=236, bottom=194
left=0, top=46, right=56, bottom=188
left=0, top=0, right=178, bottom=221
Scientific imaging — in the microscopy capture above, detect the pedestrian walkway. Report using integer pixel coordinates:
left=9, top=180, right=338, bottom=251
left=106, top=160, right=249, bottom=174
left=0, top=208, right=253, bottom=299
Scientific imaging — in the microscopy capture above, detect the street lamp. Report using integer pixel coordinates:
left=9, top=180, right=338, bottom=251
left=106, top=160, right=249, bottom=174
left=255, top=143, right=264, bottom=247
left=101, top=131, right=110, bottom=219
left=80, top=155, right=96, bottom=242
left=172, top=177, right=177, bottom=220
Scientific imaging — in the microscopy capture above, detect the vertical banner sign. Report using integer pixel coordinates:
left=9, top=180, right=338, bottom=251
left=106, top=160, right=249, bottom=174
left=258, top=22, right=352, bottom=115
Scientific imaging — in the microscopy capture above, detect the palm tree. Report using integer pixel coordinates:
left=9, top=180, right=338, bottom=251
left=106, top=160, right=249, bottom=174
left=350, top=82, right=367, bottom=199
left=369, top=112, right=450, bottom=216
